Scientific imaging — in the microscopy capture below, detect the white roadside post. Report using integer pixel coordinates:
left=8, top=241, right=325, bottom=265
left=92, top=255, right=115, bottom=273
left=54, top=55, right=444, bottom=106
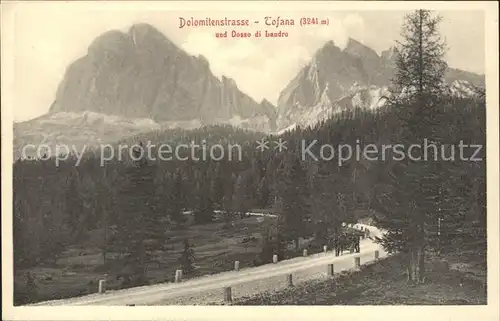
left=327, top=264, right=334, bottom=277
left=354, top=257, right=361, bottom=270
left=224, top=287, right=232, bottom=304
left=98, top=280, right=106, bottom=294
left=175, top=269, right=183, bottom=283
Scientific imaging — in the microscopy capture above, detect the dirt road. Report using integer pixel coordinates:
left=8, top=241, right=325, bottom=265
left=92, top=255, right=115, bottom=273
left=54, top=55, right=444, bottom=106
left=31, top=224, right=385, bottom=306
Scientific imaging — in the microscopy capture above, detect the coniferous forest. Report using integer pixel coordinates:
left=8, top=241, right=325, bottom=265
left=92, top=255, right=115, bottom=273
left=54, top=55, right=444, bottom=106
left=12, top=9, right=487, bottom=305
left=13, top=96, right=486, bottom=304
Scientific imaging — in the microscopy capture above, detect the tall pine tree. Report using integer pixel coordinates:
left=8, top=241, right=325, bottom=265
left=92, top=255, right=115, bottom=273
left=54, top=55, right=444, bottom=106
left=178, top=239, right=196, bottom=275
left=194, top=180, right=215, bottom=224
left=111, top=143, right=166, bottom=280
left=374, top=9, right=447, bottom=283
left=65, top=171, right=84, bottom=239
left=256, top=176, right=271, bottom=208
left=210, top=162, right=225, bottom=208
left=278, top=154, right=310, bottom=251
left=168, top=170, right=186, bottom=225
left=233, top=171, right=253, bottom=216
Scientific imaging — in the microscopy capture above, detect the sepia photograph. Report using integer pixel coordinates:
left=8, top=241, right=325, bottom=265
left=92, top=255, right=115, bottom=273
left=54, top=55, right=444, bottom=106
left=1, top=1, right=499, bottom=320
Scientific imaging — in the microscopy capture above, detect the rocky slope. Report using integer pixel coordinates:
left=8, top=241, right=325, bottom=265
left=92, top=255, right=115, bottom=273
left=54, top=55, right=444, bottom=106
left=276, top=38, right=485, bottom=130
left=49, top=23, right=276, bottom=129
left=13, top=111, right=202, bottom=159
left=14, top=23, right=279, bottom=158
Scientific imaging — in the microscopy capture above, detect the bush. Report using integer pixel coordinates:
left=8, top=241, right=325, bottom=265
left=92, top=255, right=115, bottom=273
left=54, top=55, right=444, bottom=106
left=25, top=272, right=37, bottom=295
left=252, top=256, right=263, bottom=267
left=121, top=271, right=148, bottom=288
left=259, top=236, right=275, bottom=264
left=179, top=239, right=196, bottom=275
left=14, top=282, right=30, bottom=306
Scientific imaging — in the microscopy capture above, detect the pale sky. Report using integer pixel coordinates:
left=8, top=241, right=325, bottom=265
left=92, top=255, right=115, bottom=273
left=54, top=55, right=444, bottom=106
left=5, top=2, right=485, bottom=122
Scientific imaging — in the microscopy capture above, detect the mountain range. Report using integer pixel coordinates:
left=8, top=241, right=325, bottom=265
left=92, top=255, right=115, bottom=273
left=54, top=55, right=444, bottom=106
left=14, top=23, right=485, bottom=158
left=276, top=38, right=484, bottom=129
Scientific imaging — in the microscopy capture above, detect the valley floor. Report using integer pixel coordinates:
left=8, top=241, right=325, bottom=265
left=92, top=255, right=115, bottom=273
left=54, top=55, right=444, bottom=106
left=16, top=214, right=324, bottom=305
left=14, top=215, right=272, bottom=305
left=15, top=215, right=486, bottom=306
left=234, top=250, right=487, bottom=305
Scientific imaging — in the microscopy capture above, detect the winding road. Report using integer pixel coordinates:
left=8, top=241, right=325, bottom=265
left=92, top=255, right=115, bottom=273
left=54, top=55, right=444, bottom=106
left=31, top=223, right=386, bottom=306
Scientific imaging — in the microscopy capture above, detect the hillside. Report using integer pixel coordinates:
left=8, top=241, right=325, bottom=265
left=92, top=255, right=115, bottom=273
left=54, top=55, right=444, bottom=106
left=235, top=251, right=486, bottom=305
left=13, top=23, right=279, bottom=159
left=13, top=28, right=486, bottom=159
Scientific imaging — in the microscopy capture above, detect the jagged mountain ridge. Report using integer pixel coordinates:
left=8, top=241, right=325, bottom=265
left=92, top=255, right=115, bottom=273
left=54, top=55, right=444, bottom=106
left=14, top=23, right=279, bottom=158
left=14, top=27, right=485, bottom=158
left=49, top=23, right=277, bottom=131
left=277, top=38, right=485, bottom=129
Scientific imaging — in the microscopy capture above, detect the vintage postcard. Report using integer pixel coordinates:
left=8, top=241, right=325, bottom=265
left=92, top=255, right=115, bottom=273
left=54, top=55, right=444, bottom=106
left=2, top=1, right=499, bottom=320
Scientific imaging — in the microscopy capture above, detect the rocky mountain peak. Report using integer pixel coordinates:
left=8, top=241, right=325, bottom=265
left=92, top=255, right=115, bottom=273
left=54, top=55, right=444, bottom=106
left=197, top=54, right=210, bottom=68
left=128, top=23, right=174, bottom=47
left=344, top=37, right=380, bottom=61
left=129, top=22, right=161, bottom=35
left=48, top=23, right=276, bottom=132
left=314, top=40, right=343, bottom=60
left=259, top=98, right=277, bottom=115
left=276, top=38, right=485, bottom=130
left=381, top=46, right=399, bottom=67
left=89, top=30, right=127, bottom=49
left=260, top=98, right=275, bottom=109
left=221, top=75, right=238, bottom=87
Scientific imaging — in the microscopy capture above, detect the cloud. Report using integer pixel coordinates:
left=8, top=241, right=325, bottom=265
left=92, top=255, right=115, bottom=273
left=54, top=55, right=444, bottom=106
left=343, top=13, right=366, bottom=42
left=181, top=30, right=221, bottom=58
left=182, top=30, right=265, bottom=78
left=311, top=13, right=365, bottom=49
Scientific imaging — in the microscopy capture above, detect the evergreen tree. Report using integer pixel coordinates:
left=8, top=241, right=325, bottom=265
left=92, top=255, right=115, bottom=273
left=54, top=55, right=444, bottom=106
left=179, top=239, right=196, bottom=275
left=112, top=143, right=165, bottom=281
left=258, top=222, right=285, bottom=263
left=393, top=10, right=447, bottom=102
left=65, top=171, right=83, bottom=237
left=210, top=162, right=225, bottom=208
left=256, top=176, right=271, bottom=208
left=221, top=193, right=235, bottom=228
left=375, top=9, right=448, bottom=283
left=142, top=163, right=167, bottom=266
left=98, top=168, right=113, bottom=263
left=278, top=154, right=310, bottom=250
left=251, top=157, right=266, bottom=202
left=309, top=168, right=347, bottom=245
left=194, top=182, right=215, bottom=224
left=25, top=272, right=38, bottom=301
left=233, top=171, right=253, bottom=216
left=12, top=99, right=485, bottom=299
left=169, top=171, right=186, bottom=225
left=259, top=229, right=275, bottom=265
